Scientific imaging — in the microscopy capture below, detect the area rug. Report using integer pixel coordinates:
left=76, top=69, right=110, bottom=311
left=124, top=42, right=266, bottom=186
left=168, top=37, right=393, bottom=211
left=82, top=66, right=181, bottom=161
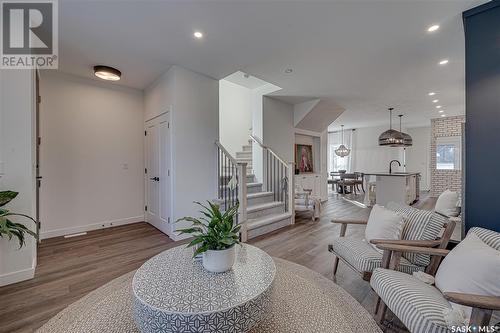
left=36, top=258, right=382, bottom=333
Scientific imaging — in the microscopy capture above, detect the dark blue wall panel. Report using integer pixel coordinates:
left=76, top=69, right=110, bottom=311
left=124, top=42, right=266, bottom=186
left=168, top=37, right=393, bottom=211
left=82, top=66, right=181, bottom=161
left=463, top=0, right=500, bottom=233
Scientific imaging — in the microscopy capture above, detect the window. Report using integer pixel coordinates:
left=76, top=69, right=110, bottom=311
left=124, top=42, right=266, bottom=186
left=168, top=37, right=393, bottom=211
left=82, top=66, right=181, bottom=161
left=329, top=145, right=349, bottom=171
left=436, top=136, right=461, bottom=170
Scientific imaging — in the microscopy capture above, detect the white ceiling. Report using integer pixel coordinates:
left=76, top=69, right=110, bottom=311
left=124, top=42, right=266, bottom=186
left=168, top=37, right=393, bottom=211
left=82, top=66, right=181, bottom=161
left=223, top=71, right=272, bottom=90
left=55, top=0, right=487, bottom=130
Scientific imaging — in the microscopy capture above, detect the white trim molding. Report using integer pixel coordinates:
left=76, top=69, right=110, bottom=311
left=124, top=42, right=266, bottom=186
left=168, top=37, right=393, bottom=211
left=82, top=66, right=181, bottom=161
left=40, top=216, right=144, bottom=240
left=0, top=266, right=35, bottom=287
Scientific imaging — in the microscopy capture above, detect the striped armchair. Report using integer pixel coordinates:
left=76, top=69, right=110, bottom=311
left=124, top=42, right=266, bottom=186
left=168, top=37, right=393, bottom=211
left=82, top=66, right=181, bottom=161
left=328, top=202, right=455, bottom=281
left=370, top=227, right=500, bottom=333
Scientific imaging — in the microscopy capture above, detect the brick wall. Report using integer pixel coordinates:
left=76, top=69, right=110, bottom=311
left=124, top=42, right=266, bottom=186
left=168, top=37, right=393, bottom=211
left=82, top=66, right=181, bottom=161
left=430, top=116, right=465, bottom=197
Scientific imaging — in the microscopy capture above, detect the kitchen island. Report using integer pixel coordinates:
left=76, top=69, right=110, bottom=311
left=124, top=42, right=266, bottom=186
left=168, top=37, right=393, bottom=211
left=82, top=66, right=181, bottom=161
left=363, top=172, right=420, bottom=206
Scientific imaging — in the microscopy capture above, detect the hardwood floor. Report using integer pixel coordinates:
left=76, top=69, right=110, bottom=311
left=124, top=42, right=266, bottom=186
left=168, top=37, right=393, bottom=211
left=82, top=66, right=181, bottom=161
left=0, top=192, right=436, bottom=333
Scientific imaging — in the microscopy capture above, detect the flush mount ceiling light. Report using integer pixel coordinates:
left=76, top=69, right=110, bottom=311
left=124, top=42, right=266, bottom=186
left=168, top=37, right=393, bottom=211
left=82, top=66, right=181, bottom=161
left=379, top=107, right=405, bottom=147
left=284, top=68, right=293, bottom=74
left=94, top=65, right=121, bottom=81
left=193, top=31, right=203, bottom=39
left=439, top=59, right=449, bottom=65
left=428, top=92, right=436, bottom=96
left=433, top=99, right=439, bottom=103
left=335, top=125, right=351, bottom=157
left=427, top=24, right=440, bottom=32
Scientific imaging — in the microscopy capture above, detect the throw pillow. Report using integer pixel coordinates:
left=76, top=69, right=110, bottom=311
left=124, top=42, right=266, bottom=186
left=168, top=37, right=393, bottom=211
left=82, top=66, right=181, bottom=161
left=435, top=232, right=500, bottom=319
left=435, top=190, right=460, bottom=217
left=365, top=204, right=404, bottom=252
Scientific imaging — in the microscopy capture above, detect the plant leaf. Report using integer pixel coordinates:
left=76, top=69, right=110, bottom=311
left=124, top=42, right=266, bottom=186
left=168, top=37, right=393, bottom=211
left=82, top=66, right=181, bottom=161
left=0, top=191, right=18, bottom=207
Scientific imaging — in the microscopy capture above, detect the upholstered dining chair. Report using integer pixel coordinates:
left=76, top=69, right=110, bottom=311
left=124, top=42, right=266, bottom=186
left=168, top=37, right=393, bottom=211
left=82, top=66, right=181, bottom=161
left=328, top=202, right=456, bottom=281
left=370, top=227, right=500, bottom=332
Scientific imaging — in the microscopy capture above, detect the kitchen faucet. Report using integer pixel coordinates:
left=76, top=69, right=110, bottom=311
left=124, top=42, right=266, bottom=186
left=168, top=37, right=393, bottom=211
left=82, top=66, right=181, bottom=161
left=389, top=160, right=401, bottom=174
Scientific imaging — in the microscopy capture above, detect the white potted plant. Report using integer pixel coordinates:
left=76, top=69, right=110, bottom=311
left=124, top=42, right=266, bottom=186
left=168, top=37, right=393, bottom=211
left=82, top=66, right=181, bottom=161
left=177, top=201, right=240, bottom=273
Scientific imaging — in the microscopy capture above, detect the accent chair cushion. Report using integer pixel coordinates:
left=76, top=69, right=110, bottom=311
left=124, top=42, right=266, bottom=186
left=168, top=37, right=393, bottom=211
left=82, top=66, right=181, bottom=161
left=435, top=230, right=500, bottom=318
left=365, top=204, right=405, bottom=252
left=329, top=237, right=423, bottom=275
left=371, top=268, right=452, bottom=333
left=435, top=190, right=461, bottom=217
left=386, top=202, right=446, bottom=267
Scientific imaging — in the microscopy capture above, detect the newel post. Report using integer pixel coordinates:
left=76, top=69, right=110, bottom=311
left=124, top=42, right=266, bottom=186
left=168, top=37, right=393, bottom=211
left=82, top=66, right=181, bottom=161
left=237, top=162, right=248, bottom=242
left=287, top=162, right=295, bottom=224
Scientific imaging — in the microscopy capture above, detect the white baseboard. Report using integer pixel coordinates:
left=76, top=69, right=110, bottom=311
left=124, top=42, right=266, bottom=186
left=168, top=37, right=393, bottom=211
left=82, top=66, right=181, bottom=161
left=0, top=266, right=35, bottom=287
left=40, top=216, right=144, bottom=240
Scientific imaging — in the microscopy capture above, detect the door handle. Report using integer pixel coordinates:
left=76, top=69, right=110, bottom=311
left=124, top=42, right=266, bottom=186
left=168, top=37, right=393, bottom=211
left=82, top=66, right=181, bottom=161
left=149, top=177, right=160, bottom=181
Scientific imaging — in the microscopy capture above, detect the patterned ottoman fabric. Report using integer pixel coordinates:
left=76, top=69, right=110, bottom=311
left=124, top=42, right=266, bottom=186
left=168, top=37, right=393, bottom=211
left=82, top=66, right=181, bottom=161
left=371, top=268, right=452, bottom=333
left=132, top=244, right=276, bottom=333
left=329, top=237, right=424, bottom=275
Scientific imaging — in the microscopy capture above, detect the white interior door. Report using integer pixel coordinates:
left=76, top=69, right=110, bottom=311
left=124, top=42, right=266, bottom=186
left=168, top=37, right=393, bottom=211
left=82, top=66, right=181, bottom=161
left=145, top=113, right=170, bottom=235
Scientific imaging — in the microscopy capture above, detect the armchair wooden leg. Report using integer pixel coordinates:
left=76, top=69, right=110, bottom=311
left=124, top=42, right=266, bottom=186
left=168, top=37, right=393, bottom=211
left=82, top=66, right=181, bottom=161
left=376, top=299, right=388, bottom=325
left=374, top=296, right=381, bottom=315
left=470, top=308, right=492, bottom=328
left=333, top=257, right=340, bottom=276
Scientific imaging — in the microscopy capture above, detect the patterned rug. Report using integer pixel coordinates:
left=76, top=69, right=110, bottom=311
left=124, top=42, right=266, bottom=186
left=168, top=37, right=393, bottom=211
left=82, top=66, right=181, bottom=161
left=36, top=258, right=382, bottom=333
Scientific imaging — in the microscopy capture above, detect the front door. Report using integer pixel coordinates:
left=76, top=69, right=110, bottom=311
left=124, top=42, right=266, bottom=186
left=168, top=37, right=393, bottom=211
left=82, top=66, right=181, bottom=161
left=145, top=113, right=171, bottom=235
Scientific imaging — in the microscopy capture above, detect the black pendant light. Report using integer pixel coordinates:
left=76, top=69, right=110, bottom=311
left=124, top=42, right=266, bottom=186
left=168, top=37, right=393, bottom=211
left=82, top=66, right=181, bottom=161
left=379, top=108, right=405, bottom=146
left=398, top=114, right=413, bottom=147
left=335, top=125, right=350, bottom=157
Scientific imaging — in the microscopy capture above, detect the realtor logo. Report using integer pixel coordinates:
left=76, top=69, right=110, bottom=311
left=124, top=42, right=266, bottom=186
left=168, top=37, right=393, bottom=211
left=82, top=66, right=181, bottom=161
left=1, top=0, right=58, bottom=68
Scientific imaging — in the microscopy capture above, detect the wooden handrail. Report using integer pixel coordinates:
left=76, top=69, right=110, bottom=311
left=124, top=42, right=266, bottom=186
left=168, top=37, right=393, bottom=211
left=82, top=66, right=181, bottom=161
left=215, top=140, right=239, bottom=165
left=249, top=135, right=289, bottom=166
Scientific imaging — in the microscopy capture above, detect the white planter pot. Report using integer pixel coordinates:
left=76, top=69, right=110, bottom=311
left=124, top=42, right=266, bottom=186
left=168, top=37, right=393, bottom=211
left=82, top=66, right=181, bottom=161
left=202, top=246, right=236, bottom=273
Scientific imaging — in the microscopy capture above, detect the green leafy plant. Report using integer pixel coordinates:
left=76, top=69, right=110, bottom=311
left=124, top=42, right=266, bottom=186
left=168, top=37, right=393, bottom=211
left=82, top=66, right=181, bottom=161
left=176, top=201, right=241, bottom=257
left=0, top=191, right=38, bottom=248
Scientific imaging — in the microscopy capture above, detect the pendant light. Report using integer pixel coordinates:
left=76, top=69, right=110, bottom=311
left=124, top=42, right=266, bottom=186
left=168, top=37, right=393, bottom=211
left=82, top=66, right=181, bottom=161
left=398, top=114, right=413, bottom=147
left=378, top=107, right=405, bottom=147
left=335, top=125, right=351, bottom=157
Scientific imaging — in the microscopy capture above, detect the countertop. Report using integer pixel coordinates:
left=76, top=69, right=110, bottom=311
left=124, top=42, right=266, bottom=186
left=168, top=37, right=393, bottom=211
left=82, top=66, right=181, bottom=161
left=363, top=172, right=420, bottom=177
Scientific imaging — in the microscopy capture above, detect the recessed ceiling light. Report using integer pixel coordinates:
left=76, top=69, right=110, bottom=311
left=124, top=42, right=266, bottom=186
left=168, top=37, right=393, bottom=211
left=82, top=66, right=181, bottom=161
left=439, top=59, right=449, bottom=65
left=428, top=92, right=436, bottom=96
left=193, top=31, right=203, bottom=39
left=432, top=99, right=439, bottom=103
left=427, top=24, right=440, bottom=32
left=441, top=114, right=446, bottom=117
left=94, top=65, right=121, bottom=81
left=439, top=110, right=444, bottom=113
left=284, top=68, right=293, bottom=74
left=436, top=105, right=442, bottom=109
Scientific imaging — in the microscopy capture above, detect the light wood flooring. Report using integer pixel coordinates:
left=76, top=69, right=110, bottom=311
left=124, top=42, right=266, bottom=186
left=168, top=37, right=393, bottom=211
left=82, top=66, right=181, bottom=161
left=0, top=192, right=438, bottom=333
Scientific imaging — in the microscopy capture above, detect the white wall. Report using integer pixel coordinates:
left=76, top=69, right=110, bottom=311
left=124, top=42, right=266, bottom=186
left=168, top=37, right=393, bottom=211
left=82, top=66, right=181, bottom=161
left=406, top=126, right=431, bottom=191
left=38, top=71, right=145, bottom=239
left=351, top=125, right=405, bottom=173
left=0, top=70, right=37, bottom=286
left=262, top=96, right=294, bottom=162
left=145, top=66, right=219, bottom=240
left=219, top=80, right=252, bottom=156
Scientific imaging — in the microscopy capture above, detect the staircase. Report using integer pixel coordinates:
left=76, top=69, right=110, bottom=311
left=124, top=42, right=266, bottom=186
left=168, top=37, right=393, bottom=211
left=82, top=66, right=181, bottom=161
left=216, top=139, right=294, bottom=240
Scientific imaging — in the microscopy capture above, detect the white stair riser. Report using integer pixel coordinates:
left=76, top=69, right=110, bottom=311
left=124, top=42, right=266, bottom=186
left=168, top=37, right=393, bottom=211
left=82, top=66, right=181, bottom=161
left=219, top=174, right=255, bottom=183
left=248, top=216, right=291, bottom=239
left=236, top=151, right=252, bottom=159
left=247, top=183, right=263, bottom=194
left=219, top=183, right=262, bottom=194
left=247, top=193, right=274, bottom=206
left=242, top=145, right=252, bottom=152
left=247, top=204, right=284, bottom=220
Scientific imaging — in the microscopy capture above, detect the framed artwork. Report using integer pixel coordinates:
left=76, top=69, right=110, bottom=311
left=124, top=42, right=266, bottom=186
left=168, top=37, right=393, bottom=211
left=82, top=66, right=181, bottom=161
left=295, top=144, right=314, bottom=173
